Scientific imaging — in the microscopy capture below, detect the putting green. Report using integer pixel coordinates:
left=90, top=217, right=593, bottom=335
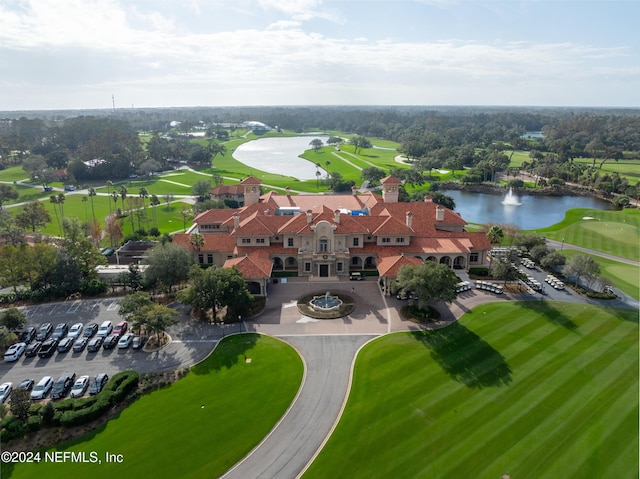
left=580, top=221, right=639, bottom=246
left=304, top=302, right=638, bottom=479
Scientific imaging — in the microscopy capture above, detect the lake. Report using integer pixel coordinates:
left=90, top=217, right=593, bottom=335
left=233, top=136, right=329, bottom=180
left=442, top=189, right=614, bottom=230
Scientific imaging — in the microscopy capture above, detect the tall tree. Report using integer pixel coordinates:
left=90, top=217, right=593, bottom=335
left=88, top=187, right=97, bottom=224
left=15, top=201, right=51, bottom=232
left=49, top=195, right=62, bottom=236
left=0, top=184, right=19, bottom=210
left=143, top=242, right=194, bottom=291
left=145, top=303, right=179, bottom=346
left=565, top=254, right=600, bottom=287
left=309, top=138, right=324, bottom=152
left=396, top=262, right=458, bottom=311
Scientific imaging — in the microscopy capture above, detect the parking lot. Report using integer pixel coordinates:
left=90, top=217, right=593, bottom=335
left=0, top=298, right=222, bottom=400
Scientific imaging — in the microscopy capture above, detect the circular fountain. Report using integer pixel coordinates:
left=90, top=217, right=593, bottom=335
left=297, top=291, right=355, bottom=319
left=501, top=187, right=522, bottom=206
left=309, top=291, right=343, bottom=312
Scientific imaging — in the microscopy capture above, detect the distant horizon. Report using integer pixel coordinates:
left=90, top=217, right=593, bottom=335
left=2, top=104, right=639, bottom=117
left=1, top=1, right=638, bottom=111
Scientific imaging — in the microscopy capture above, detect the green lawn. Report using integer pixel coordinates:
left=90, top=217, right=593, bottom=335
left=572, top=158, right=640, bottom=186
left=304, top=302, right=638, bottom=479
left=5, top=334, right=303, bottom=479
left=536, top=208, right=640, bottom=263
left=560, top=249, right=639, bottom=300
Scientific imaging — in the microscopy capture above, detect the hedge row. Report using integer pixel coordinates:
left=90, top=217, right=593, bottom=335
left=0, top=370, right=139, bottom=443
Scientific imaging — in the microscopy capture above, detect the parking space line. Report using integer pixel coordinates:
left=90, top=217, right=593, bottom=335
left=106, top=301, right=120, bottom=311
left=67, top=300, right=81, bottom=313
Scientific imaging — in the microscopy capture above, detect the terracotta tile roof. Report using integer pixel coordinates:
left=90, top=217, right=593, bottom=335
left=210, top=184, right=244, bottom=196
left=240, top=176, right=262, bottom=185
left=380, top=176, right=402, bottom=184
left=172, top=233, right=237, bottom=253
left=264, top=191, right=380, bottom=213
left=377, top=255, right=422, bottom=277
left=224, top=255, right=273, bottom=278
left=372, top=216, right=414, bottom=236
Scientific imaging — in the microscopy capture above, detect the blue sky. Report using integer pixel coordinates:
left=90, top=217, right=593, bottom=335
left=0, top=0, right=638, bottom=110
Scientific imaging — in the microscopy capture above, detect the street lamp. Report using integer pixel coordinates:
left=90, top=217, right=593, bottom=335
left=221, top=321, right=225, bottom=337
left=560, top=237, right=565, bottom=251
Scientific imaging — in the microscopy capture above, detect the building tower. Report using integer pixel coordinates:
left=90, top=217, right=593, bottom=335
left=380, top=176, right=402, bottom=203
left=241, top=176, right=262, bottom=206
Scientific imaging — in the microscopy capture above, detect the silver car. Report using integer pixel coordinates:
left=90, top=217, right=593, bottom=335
left=31, top=376, right=54, bottom=400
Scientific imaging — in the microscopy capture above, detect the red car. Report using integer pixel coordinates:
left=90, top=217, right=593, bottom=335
left=113, top=321, right=128, bottom=337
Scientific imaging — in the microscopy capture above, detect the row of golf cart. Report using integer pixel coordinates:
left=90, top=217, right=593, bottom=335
left=474, top=281, right=504, bottom=294
left=545, top=274, right=566, bottom=290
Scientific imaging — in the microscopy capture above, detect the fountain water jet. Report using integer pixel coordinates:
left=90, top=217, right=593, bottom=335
left=309, top=292, right=342, bottom=311
left=502, top=187, right=522, bottom=206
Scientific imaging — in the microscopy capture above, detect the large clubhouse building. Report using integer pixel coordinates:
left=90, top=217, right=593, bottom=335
left=173, top=176, right=491, bottom=295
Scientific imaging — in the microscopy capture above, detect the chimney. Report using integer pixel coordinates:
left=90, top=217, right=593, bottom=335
left=436, top=207, right=444, bottom=222
left=424, top=195, right=433, bottom=202
left=233, top=214, right=240, bottom=230
left=334, top=210, right=341, bottom=224
left=406, top=211, right=413, bottom=229
left=351, top=185, right=358, bottom=196
left=306, top=210, right=313, bottom=224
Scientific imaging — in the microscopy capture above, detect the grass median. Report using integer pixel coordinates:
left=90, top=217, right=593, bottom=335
left=303, top=302, right=638, bottom=479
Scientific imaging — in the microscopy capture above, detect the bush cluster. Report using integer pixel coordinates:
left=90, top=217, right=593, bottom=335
left=0, top=371, right=139, bottom=444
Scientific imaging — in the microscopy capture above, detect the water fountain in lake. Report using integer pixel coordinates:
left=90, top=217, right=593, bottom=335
left=309, top=292, right=343, bottom=312
left=502, top=187, right=522, bottom=206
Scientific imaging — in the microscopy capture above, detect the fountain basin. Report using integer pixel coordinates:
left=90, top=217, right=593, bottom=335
left=309, top=292, right=343, bottom=312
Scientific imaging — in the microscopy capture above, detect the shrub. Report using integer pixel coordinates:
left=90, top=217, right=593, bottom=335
left=81, top=279, right=108, bottom=296
left=41, top=402, right=55, bottom=426
left=1, top=416, right=25, bottom=442
left=469, top=267, right=490, bottom=276
left=26, top=415, right=41, bottom=432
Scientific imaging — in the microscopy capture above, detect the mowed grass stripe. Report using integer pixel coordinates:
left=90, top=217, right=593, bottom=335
left=541, top=384, right=639, bottom=478
left=303, top=305, right=637, bottom=479
left=510, top=358, right=638, bottom=478
left=424, top=317, right=631, bottom=475
left=473, top=337, right=638, bottom=478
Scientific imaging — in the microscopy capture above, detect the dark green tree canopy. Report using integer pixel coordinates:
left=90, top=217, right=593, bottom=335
left=396, top=262, right=458, bottom=310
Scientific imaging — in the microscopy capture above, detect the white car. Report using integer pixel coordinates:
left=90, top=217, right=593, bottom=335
left=70, top=375, right=90, bottom=398
left=117, top=333, right=134, bottom=349
left=97, top=320, right=113, bottom=338
left=3, top=342, right=26, bottom=362
left=68, top=322, right=84, bottom=339
left=0, top=382, right=12, bottom=403
left=31, top=376, right=54, bottom=400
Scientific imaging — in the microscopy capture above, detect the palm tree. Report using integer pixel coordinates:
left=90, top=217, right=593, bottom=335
left=49, top=195, right=62, bottom=236
left=325, top=160, right=331, bottom=178
left=189, top=233, right=205, bottom=252
left=139, top=187, right=149, bottom=230
left=150, top=194, right=160, bottom=228
left=57, top=193, right=66, bottom=235
left=82, top=196, right=88, bottom=221
left=106, top=181, right=113, bottom=215
left=88, top=188, right=97, bottom=224
left=486, top=225, right=504, bottom=246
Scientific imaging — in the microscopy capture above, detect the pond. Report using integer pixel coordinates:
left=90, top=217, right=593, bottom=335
left=442, top=189, right=614, bottom=230
left=233, top=136, right=329, bottom=180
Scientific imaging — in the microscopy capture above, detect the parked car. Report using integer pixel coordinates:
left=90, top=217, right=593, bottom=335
left=3, top=342, right=26, bottom=362
left=349, top=271, right=365, bottom=281
left=51, top=322, right=68, bottom=340
left=16, top=378, right=35, bottom=391
left=97, top=320, right=113, bottom=338
left=87, top=336, right=104, bottom=352
left=43, top=185, right=53, bottom=192
left=118, top=333, right=134, bottom=349
left=63, top=185, right=76, bottom=191
left=73, top=337, right=88, bottom=352
left=132, top=336, right=147, bottom=350
left=37, top=338, right=59, bottom=358
left=102, top=334, right=119, bottom=350
left=89, top=373, right=109, bottom=395
left=57, top=336, right=74, bottom=353
left=30, top=376, right=54, bottom=400
left=83, top=323, right=98, bottom=338
left=24, top=341, right=42, bottom=357
left=113, top=321, right=128, bottom=337
left=36, top=323, right=52, bottom=341
left=68, top=322, right=84, bottom=339
left=70, top=376, right=90, bottom=398
left=396, top=290, right=408, bottom=300
left=19, top=326, right=36, bottom=344
left=0, top=382, right=12, bottom=403
left=50, top=372, right=76, bottom=400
